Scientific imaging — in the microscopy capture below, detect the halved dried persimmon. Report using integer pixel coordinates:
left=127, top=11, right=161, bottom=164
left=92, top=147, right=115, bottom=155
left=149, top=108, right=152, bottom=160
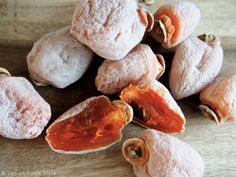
left=45, top=96, right=133, bottom=154
left=120, top=80, right=185, bottom=134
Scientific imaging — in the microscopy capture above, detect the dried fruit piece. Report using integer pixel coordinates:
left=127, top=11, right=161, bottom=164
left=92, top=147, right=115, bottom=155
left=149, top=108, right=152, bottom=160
left=46, top=96, right=133, bottom=154
left=199, top=73, right=236, bottom=125
left=152, top=2, right=201, bottom=48
left=27, top=26, right=94, bottom=88
left=71, top=0, right=153, bottom=60
left=120, top=80, right=185, bottom=133
left=169, top=34, right=223, bottom=100
left=96, top=44, right=165, bottom=94
left=122, top=129, right=204, bottom=177
left=0, top=68, right=51, bottom=139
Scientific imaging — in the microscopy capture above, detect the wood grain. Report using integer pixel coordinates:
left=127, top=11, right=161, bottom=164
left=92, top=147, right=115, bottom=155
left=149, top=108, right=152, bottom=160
left=1, top=0, right=236, bottom=49
left=0, top=47, right=236, bottom=177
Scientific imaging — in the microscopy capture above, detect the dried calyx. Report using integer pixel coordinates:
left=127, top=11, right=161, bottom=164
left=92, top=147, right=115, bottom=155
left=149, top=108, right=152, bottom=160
left=0, top=67, right=11, bottom=77
left=31, top=77, right=49, bottom=87
left=145, top=10, right=154, bottom=32
left=138, top=8, right=154, bottom=32
left=138, top=0, right=154, bottom=6
left=112, top=100, right=133, bottom=124
left=199, top=104, right=223, bottom=126
left=154, top=15, right=175, bottom=44
left=155, top=54, right=165, bottom=79
left=198, top=34, right=220, bottom=47
left=122, top=138, right=149, bottom=166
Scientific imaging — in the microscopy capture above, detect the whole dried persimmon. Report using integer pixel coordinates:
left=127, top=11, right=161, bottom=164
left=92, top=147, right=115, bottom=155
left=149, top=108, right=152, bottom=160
left=0, top=67, right=51, bottom=139
left=122, top=129, right=204, bottom=177
left=169, top=34, right=223, bottom=100
left=96, top=44, right=165, bottom=94
left=152, top=2, right=201, bottom=48
left=199, top=73, right=236, bottom=125
left=71, top=0, right=154, bottom=60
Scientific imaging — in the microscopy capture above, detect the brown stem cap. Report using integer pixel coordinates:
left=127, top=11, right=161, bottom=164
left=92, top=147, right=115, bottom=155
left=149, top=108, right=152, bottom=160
left=0, top=67, right=11, bottom=77
left=112, top=100, right=133, bottom=124
left=122, top=138, right=149, bottom=166
left=199, top=104, right=223, bottom=126
left=155, top=54, right=165, bottom=79
left=198, top=34, right=221, bottom=47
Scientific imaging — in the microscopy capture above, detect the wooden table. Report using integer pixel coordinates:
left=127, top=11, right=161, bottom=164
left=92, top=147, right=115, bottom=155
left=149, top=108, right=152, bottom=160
left=0, top=1, right=236, bottom=177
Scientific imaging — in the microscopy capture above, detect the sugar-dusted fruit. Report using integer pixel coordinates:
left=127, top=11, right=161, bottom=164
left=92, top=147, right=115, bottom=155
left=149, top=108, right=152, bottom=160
left=71, top=0, right=154, bottom=60
left=45, top=96, right=133, bottom=154
left=152, top=2, right=201, bottom=48
left=120, top=80, right=185, bottom=134
left=96, top=44, right=165, bottom=94
left=122, top=129, right=204, bottom=177
left=169, top=34, right=223, bottom=100
left=0, top=67, right=51, bottom=139
left=27, top=26, right=94, bottom=89
left=199, top=73, right=236, bottom=125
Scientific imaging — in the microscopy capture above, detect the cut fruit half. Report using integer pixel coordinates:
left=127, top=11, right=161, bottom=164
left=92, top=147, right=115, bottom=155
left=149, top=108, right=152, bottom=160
left=46, top=96, right=133, bottom=154
left=120, top=81, right=185, bottom=134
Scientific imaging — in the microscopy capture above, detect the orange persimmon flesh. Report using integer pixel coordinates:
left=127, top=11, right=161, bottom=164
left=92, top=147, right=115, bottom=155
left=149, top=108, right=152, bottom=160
left=155, top=7, right=180, bottom=46
left=46, top=97, right=127, bottom=152
left=121, top=85, right=184, bottom=133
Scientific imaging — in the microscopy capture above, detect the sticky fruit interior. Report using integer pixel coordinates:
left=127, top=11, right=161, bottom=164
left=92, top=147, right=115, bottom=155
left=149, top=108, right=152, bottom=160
left=120, top=85, right=184, bottom=133
left=46, top=97, right=129, bottom=152
left=122, top=138, right=149, bottom=166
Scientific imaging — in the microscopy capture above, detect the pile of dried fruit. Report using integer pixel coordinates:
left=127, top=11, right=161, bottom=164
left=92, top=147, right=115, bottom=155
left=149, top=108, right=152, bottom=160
left=1, top=0, right=235, bottom=177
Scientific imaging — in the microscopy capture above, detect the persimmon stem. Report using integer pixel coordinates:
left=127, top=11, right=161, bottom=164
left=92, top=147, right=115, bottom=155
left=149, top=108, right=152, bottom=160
left=199, top=104, right=222, bottom=126
left=155, top=54, right=165, bottom=79
left=0, top=67, right=11, bottom=77
left=139, top=0, right=154, bottom=6
left=156, top=20, right=167, bottom=43
left=198, top=34, right=220, bottom=47
left=122, top=138, right=149, bottom=166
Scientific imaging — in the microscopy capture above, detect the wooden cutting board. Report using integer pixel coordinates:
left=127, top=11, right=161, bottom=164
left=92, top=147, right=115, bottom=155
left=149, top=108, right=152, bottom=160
left=0, top=1, right=236, bottom=177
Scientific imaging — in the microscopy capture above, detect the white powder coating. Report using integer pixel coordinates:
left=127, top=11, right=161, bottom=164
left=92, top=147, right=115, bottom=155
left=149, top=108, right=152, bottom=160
left=152, top=2, right=201, bottom=48
left=133, top=129, right=204, bottom=177
left=169, top=35, right=223, bottom=100
left=95, top=44, right=164, bottom=94
left=27, top=26, right=94, bottom=89
left=136, top=79, right=185, bottom=131
left=0, top=76, right=51, bottom=139
left=200, top=73, right=236, bottom=122
left=71, top=0, right=147, bottom=60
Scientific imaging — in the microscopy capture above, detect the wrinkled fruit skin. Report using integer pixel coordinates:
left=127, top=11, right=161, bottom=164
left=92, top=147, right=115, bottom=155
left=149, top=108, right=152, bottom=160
left=169, top=35, right=223, bottom=100
left=45, top=96, right=133, bottom=154
left=0, top=76, right=51, bottom=139
left=125, top=129, right=205, bottom=177
left=200, top=73, right=236, bottom=123
left=71, top=0, right=148, bottom=60
left=95, top=44, right=164, bottom=94
left=27, top=26, right=94, bottom=88
left=152, top=2, right=200, bottom=48
left=120, top=80, right=185, bottom=133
